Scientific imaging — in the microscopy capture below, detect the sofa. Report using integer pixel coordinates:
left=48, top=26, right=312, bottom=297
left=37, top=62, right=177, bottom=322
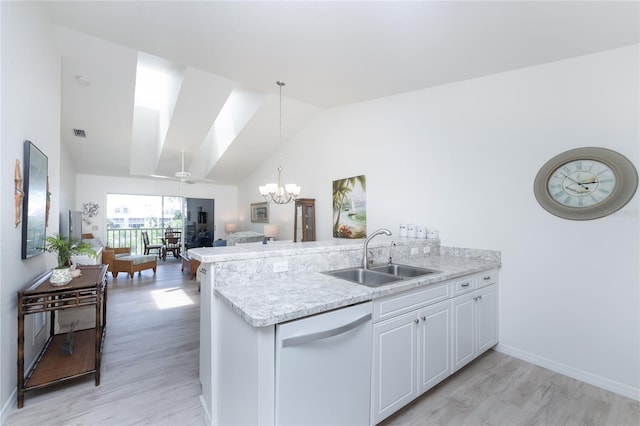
left=71, top=233, right=104, bottom=265
left=227, top=231, right=264, bottom=246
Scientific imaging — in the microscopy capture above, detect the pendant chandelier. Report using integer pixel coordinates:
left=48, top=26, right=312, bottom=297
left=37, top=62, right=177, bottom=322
left=258, top=81, right=300, bottom=204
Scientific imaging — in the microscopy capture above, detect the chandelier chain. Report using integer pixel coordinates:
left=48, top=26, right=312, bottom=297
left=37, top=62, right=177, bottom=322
left=258, top=80, right=300, bottom=204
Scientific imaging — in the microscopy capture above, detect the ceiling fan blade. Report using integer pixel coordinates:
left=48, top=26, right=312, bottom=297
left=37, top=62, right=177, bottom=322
left=151, top=151, right=211, bottom=184
left=150, top=174, right=173, bottom=179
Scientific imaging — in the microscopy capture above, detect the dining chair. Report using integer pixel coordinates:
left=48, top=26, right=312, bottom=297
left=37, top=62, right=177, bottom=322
left=163, top=230, right=182, bottom=260
left=142, top=231, right=164, bottom=258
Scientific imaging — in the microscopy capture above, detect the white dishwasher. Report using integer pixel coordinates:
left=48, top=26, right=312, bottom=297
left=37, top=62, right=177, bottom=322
left=275, top=301, right=373, bottom=426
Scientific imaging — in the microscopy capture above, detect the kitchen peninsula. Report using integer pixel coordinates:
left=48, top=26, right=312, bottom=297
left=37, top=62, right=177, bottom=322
left=189, top=237, right=501, bottom=426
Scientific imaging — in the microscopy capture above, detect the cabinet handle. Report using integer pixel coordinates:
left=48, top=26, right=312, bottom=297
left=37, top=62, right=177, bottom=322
left=414, top=319, right=420, bottom=324
left=461, top=282, right=470, bottom=287
left=421, top=316, right=426, bottom=322
left=483, top=276, right=491, bottom=280
left=478, top=295, right=483, bottom=300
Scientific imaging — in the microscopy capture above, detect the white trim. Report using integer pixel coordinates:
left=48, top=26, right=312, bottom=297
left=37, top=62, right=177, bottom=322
left=199, top=394, right=212, bottom=426
left=0, top=388, right=17, bottom=426
left=495, top=343, right=640, bottom=401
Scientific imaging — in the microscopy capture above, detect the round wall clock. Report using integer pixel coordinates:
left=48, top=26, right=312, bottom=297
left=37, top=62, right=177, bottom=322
left=534, top=147, right=638, bottom=220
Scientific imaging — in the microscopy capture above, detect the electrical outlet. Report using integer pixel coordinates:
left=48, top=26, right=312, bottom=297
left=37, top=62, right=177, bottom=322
left=424, top=246, right=431, bottom=254
left=411, top=247, right=419, bottom=255
left=273, top=261, right=289, bottom=273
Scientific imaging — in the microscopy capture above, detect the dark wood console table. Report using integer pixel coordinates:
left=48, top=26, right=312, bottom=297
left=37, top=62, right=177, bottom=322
left=17, top=265, right=107, bottom=408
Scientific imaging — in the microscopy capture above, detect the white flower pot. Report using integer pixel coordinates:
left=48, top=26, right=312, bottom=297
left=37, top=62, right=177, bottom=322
left=50, top=268, right=72, bottom=286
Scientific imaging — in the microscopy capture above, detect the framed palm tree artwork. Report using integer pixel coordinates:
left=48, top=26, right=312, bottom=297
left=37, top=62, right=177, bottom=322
left=333, top=175, right=366, bottom=238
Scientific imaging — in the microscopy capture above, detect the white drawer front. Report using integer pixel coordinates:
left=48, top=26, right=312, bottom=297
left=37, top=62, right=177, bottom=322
left=374, top=283, right=449, bottom=322
left=477, top=270, right=497, bottom=289
left=451, top=276, right=476, bottom=296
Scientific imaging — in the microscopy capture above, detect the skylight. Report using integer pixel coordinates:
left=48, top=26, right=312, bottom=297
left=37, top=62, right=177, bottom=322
left=133, top=52, right=185, bottom=154
left=134, top=66, right=171, bottom=110
left=203, top=88, right=265, bottom=171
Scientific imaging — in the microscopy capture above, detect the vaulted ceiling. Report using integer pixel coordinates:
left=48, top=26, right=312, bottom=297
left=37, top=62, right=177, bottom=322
left=42, top=1, right=639, bottom=185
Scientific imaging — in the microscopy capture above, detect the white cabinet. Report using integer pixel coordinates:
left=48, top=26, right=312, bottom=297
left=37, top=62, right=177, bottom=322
left=452, top=291, right=477, bottom=371
left=372, top=269, right=498, bottom=425
left=418, top=300, right=451, bottom=393
left=372, top=311, right=419, bottom=424
left=452, top=272, right=498, bottom=372
left=371, top=299, right=451, bottom=425
left=477, top=284, right=498, bottom=354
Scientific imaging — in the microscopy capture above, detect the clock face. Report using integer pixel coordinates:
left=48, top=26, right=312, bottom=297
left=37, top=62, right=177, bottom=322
left=546, top=159, right=616, bottom=208
left=534, top=147, right=638, bottom=220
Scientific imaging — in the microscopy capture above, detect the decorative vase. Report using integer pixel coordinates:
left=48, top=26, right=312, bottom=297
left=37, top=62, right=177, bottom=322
left=50, top=267, right=72, bottom=286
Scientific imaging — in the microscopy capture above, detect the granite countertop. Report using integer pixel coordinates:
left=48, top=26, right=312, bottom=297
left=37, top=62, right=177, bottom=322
left=189, top=238, right=374, bottom=263
left=215, top=254, right=501, bottom=328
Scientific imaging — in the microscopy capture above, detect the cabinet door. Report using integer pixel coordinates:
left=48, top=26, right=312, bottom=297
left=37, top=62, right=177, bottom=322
left=372, top=311, right=418, bottom=425
left=418, top=300, right=451, bottom=394
left=452, top=292, right=476, bottom=372
left=477, top=284, right=498, bottom=354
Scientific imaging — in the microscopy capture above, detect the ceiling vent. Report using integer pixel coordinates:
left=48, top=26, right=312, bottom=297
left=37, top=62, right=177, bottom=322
left=73, top=129, right=86, bottom=138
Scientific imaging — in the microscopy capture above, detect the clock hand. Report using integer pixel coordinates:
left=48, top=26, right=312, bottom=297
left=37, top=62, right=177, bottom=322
left=579, top=178, right=597, bottom=185
left=565, top=186, right=589, bottom=194
left=562, top=174, right=589, bottom=189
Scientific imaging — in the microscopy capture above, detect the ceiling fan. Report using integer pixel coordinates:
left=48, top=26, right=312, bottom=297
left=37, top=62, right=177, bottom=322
left=151, top=150, right=214, bottom=185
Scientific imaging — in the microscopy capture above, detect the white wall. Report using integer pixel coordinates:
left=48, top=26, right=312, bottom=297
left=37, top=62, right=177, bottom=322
left=239, top=45, right=639, bottom=399
left=0, top=2, right=61, bottom=420
left=75, top=174, right=238, bottom=242
left=58, top=141, right=78, bottom=236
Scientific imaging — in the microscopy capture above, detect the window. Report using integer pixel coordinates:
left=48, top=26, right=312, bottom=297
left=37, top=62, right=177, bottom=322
left=128, top=217, right=144, bottom=228
left=110, top=218, right=124, bottom=229
left=106, top=194, right=184, bottom=250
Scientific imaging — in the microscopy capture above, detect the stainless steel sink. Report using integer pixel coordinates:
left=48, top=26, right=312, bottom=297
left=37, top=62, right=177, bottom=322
left=369, top=263, right=439, bottom=278
left=323, top=267, right=403, bottom=287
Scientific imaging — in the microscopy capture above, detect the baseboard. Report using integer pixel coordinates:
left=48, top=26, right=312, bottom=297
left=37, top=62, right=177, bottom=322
left=199, top=394, right=212, bottom=426
left=0, top=388, right=17, bottom=426
left=495, top=343, right=640, bottom=401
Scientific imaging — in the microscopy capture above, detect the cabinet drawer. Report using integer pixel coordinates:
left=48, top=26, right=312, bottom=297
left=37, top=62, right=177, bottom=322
left=477, top=270, right=497, bottom=289
left=374, top=283, right=449, bottom=322
left=450, top=276, right=476, bottom=296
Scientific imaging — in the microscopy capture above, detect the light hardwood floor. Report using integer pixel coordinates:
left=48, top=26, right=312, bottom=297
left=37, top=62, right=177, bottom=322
left=6, top=259, right=204, bottom=426
left=380, top=351, right=640, bottom=426
left=6, top=260, right=639, bottom=426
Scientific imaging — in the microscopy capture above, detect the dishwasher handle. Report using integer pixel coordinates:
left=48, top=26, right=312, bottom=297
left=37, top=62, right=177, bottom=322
left=281, top=313, right=371, bottom=348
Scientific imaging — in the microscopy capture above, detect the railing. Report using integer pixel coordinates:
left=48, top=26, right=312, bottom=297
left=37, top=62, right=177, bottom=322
left=106, top=228, right=169, bottom=255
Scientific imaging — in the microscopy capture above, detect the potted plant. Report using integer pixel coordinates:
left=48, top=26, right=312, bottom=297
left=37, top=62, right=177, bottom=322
left=43, top=234, right=97, bottom=285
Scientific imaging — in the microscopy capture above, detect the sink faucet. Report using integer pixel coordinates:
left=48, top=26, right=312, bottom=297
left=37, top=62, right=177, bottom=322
left=388, top=240, right=396, bottom=265
left=363, top=228, right=392, bottom=269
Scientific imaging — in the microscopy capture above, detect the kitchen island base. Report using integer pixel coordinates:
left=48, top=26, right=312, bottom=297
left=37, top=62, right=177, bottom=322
left=192, top=238, right=500, bottom=426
